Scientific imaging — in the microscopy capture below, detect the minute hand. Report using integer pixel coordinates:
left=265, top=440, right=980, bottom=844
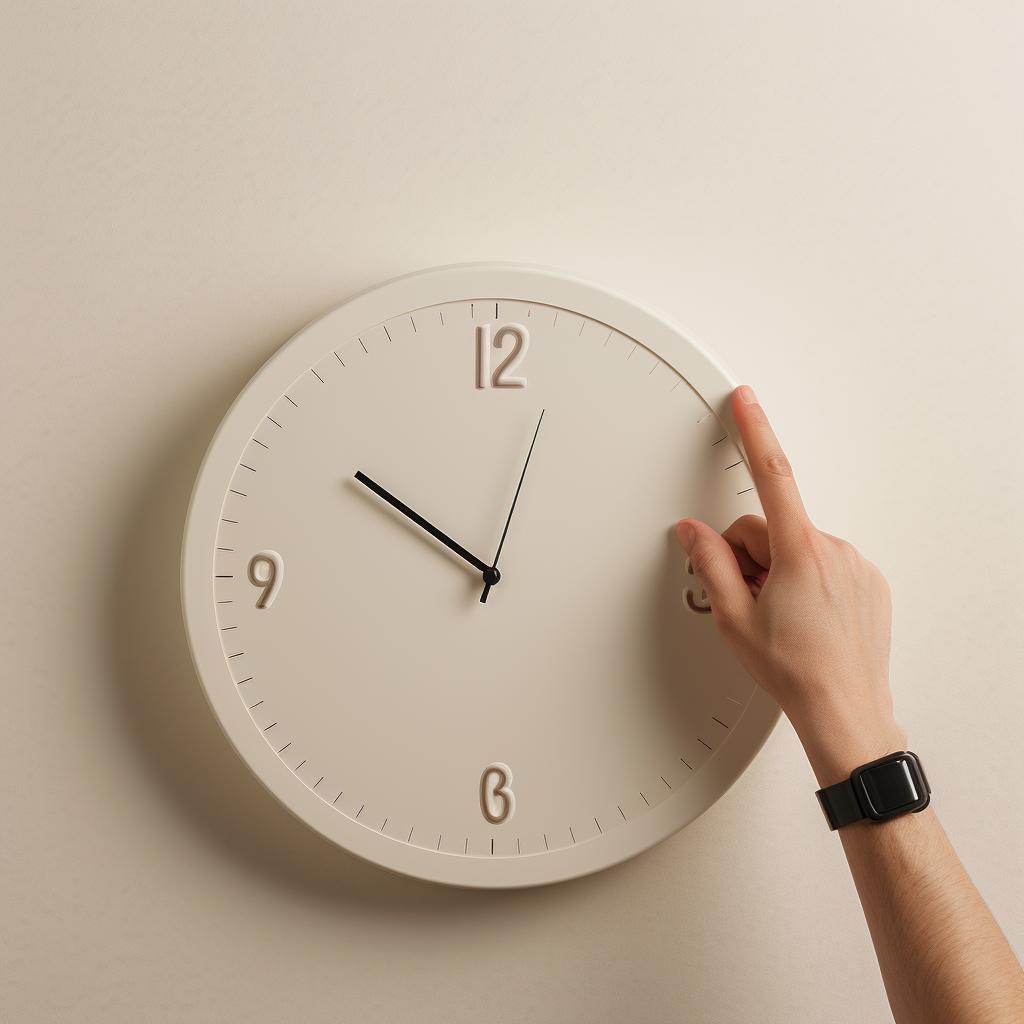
left=354, top=470, right=491, bottom=576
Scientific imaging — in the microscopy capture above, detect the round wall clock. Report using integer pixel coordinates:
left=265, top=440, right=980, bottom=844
left=181, top=263, right=779, bottom=888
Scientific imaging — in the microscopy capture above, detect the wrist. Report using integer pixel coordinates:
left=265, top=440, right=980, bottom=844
left=786, top=701, right=907, bottom=788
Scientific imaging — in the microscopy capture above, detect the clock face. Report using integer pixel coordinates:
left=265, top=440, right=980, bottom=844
left=182, top=264, right=779, bottom=888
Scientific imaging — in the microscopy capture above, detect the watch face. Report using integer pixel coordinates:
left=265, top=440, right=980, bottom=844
left=181, top=264, right=779, bottom=888
left=855, top=754, right=930, bottom=819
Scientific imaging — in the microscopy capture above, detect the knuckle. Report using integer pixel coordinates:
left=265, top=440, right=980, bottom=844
left=834, top=537, right=860, bottom=561
left=723, top=515, right=757, bottom=543
left=736, top=513, right=767, bottom=531
left=759, top=448, right=793, bottom=478
left=793, top=520, right=822, bottom=552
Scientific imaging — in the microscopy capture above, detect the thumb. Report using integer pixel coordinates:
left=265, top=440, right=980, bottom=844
left=676, top=519, right=753, bottom=631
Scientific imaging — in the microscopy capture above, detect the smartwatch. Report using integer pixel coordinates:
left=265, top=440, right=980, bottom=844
left=816, top=751, right=930, bottom=831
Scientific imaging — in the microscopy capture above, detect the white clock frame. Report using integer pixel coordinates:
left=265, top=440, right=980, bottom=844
left=181, top=263, right=779, bottom=888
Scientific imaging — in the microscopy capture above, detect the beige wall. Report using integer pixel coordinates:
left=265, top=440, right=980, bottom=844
left=3, top=3, right=1022, bottom=1021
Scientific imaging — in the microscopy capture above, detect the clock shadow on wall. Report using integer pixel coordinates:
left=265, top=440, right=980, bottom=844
left=106, top=345, right=471, bottom=912
left=105, top=293, right=767, bottom=932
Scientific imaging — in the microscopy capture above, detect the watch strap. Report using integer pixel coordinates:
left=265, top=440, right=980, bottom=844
left=816, top=777, right=866, bottom=830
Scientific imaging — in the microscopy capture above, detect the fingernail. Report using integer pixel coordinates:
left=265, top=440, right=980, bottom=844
left=676, top=521, right=696, bottom=551
left=737, top=385, right=757, bottom=405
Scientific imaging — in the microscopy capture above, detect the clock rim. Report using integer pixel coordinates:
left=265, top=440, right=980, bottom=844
left=180, top=262, right=780, bottom=889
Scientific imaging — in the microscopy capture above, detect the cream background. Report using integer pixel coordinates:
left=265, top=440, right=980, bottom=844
left=2, top=3, right=1022, bottom=1022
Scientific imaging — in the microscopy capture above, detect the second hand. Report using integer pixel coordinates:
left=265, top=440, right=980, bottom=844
left=481, top=409, right=546, bottom=604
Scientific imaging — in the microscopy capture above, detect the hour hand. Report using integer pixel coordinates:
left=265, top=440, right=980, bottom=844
left=354, top=470, right=495, bottom=581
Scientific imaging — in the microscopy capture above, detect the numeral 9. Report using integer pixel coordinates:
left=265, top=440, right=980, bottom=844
left=248, top=551, right=284, bottom=609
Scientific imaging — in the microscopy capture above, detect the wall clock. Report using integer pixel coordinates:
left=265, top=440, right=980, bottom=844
left=181, top=263, right=779, bottom=888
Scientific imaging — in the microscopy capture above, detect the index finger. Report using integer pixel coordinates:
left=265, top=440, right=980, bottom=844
left=730, top=385, right=810, bottom=540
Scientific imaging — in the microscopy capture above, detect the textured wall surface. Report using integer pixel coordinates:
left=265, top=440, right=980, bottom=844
left=2, top=3, right=1021, bottom=1022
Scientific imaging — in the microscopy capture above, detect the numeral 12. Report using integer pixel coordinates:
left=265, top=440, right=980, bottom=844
left=477, top=323, right=529, bottom=389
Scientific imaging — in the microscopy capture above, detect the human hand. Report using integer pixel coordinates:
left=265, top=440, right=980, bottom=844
left=676, top=385, right=906, bottom=786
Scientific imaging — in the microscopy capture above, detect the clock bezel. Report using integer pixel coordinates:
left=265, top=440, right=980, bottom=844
left=181, top=263, right=780, bottom=888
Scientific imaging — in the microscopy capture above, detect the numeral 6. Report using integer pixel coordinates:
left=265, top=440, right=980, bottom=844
left=480, top=762, right=515, bottom=824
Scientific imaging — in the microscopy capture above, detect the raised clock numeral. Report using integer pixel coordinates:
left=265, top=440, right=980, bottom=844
left=247, top=551, right=284, bottom=609
left=479, top=762, right=515, bottom=824
left=477, top=323, right=529, bottom=389
left=683, top=557, right=712, bottom=614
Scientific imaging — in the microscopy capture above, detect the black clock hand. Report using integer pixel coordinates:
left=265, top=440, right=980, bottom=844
left=354, top=470, right=495, bottom=580
left=480, top=409, right=545, bottom=604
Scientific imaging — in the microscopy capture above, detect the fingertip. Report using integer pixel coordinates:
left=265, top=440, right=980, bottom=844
left=675, top=519, right=697, bottom=552
left=734, top=384, right=758, bottom=406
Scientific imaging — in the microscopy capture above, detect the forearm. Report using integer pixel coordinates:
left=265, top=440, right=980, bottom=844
left=840, top=808, right=1024, bottom=1024
left=794, top=710, right=1024, bottom=1024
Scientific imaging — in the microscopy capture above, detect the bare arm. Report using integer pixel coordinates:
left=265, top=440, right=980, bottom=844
left=677, top=385, right=1024, bottom=1024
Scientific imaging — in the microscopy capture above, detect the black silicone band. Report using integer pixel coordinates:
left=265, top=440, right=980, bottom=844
left=816, top=777, right=866, bottom=830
